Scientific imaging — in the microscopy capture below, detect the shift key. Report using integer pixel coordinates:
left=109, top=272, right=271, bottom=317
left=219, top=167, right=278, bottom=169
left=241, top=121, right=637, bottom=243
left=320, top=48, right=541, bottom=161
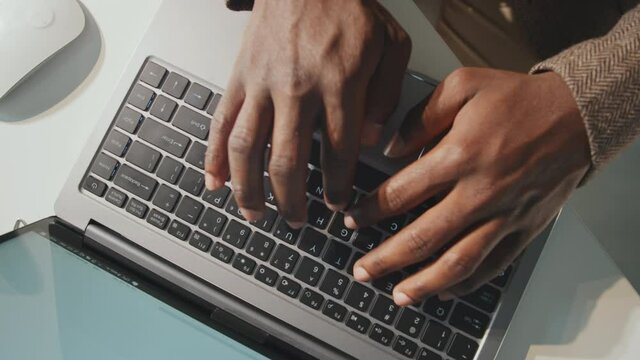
left=114, top=164, right=157, bottom=200
left=138, top=118, right=191, bottom=157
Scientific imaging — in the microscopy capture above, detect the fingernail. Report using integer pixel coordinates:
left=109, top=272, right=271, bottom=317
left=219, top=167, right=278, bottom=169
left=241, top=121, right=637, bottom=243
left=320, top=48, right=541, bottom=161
left=287, top=220, right=306, bottom=230
left=353, top=266, right=371, bottom=282
left=240, top=208, right=262, bottom=222
left=438, top=291, right=456, bottom=301
left=393, top=291, right=415, bottom=307
left=383, top=134, right=405, bottom=158
left=343, top=214, right=358, bottom=229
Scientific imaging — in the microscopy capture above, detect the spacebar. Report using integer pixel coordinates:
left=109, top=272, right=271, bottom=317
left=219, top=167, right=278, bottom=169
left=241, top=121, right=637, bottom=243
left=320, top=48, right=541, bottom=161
left=113, top=164, right=158, bottom=200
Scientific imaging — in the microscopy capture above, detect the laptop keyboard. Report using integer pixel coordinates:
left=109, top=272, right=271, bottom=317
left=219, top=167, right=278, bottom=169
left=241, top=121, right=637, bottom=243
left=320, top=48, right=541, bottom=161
left=82, top=59, right=514, bottom=360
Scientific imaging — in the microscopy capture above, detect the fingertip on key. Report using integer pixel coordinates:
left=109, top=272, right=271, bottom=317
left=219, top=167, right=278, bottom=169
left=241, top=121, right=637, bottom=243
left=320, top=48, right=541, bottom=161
left=353, top=266, right=371, bottom=282
left=343, top=214, right=358, bottom=229
left=205, top=173, right=224, bottom=191
left=393, top=291, right=415, bottom=307
left=240, top=208, right=263, bottom=222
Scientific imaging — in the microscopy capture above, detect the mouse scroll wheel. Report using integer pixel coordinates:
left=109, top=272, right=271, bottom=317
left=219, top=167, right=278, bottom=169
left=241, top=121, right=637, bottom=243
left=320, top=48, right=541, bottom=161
left=28, top=8, right=55, bottom=29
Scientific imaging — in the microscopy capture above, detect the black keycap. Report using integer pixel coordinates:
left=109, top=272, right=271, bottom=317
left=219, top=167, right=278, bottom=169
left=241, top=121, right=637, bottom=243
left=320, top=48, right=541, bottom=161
left=139, top=61, right=167, bottom=88
left=105, top=187, right=128, bottom=208
left=175, top=196, right=204, bottom=225
left=322, top=300, right=347, bottom=322
left=270, top=244, right=299, bottom=274
left=149, top=95, right=177, bottom=121
left=328, top=213, right=354, bottom=241
left=114, top=164, right=157, bottom=201
left=127, top=83, right=155, bottom=111
left=173, top=106, right=210, bottom=140
left=417, top=348, right=442, bottom=360
left=83, top=176, right=107, bottom=197
left=179, top=168, right=205, bottom=196
left=277, top=277, right=301, bottom=298
left=246, top=232, right=275, bottom=261
left=211, top=242, right=234, bottom=263
left=294, top=257, right=325, bottom=286
left=185, top=141, right=207, bottom=170
left=298, top=227, right=327, bottom=257
left=353, top=227, right=382, bottom=252
left=403, top=258, right=432, bottom=275
left=224, top=196, right=245, bottom=220
left=147, top=209, right=169, bottom=230
left=393, top=336, right=418, bottom=358
left=491, top=265, right=513, bottom=288
left=423, top=296, right=454, bottom=322
left=307, top=201, right=333, bottom=229
left=372, top=272, right=403, bottom=296
left=461, top=284, right=501, bottom=313
left=319, top=269, right=349, bottom=299
left=344, top=283, right=376, bottom=312
left=306, top=170, right=324, bottom=198
left=421, top=321, right=451, bottom=351
left=91, top=153, right=119, bottom=180
left=222, top=220, right=251, bottom=249
left=447, top=333, right=478, bottom=360
left=370, top=295, right=400, bottom=325
left=233, top=253, right=257, bottom=275
left=203, top=186, right=231, bottom=208
left=263, top=176, right=276, bottom=205
left=168, top=220, right=190, bottom=241
left=250, top=206, right=277, bottom=232
left=115, top=107, right=144, bottom=134
left=184, top=83, right=212, bottom=110
left=322, top=239, right=352, bottom=270
left=309, top=139, right=321, bottom=167
left=354, top=162, right=388, bottom=192
left=347, top=252, right=365, bottom=275
left=104, top=130, right=131, bottom=157
left=153, top=184, right=181, bottom=212
left=378, top=214, right=407, bottom=235
left=206, top=93, right=222, bottom=115
left=255, top=265, right=278, bottom=287
left=126, top=141, right=162, bottom=173
left=162, top=72, right=189, bottom=99
left=189, top=231, right=213, bottom=252
left=449, top=303, right=490, bottom=338
left=273, top=218, right=301, bottom=245
left=138, top=118, right=190, bottom=157
left=346, top=312, right=371, bottom=334
left=396, top=308, right=426, bottom=339
left=300, top=288, right=324, bottom=310
left=369, top=323, right=394, bottom=347
left=198, top=207, right=228, bottom=237
left=156, top=156, right=184, bottom=184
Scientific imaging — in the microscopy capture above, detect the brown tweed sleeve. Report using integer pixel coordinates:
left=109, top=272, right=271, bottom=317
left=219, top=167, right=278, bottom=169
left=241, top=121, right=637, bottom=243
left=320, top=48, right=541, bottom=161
left=531, top=5, right=640, bottom=178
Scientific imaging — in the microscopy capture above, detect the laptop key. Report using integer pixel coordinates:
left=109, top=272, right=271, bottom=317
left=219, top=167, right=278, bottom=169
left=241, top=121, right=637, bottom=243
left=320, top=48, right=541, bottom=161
left=147, top=209, right=169, bottom=230
left=83, top=176, right=107, bottom=197
left=378, top=214, right=407, bottom=235
left=149, top=95, right=177, bottom=122
left=393, top=336, right=418, bottom=359
left=91, top=153, right=119, bottom=180
left=346, top=312, right=371, bottom=334
left=127, top=83, right=156, bottom=111
left=222, top=220, right=251, bottom=249
left=263, top=176, right=276, bottom=205
left=153, top=184, right=181, bottom=213
left=175, top=196, right=204, bottom=225
left=396, top=307, right=426, bottom=339
left=306, top=170, right=324, bottom=198
left=139, top=61, right=167, bottom=88
left=225, top=196, right=245, bottom=220
left=233, top=253, right=257, bottom=275
left=370, top=295, right=400, bottom=325
left=298, top=227, right=327, bottom=257
left=347, top=252, right=365, bottom=275
left=203, top=186, right=231, bottom=208
left=179, top=168, right=205, bottom=196
left=250, top=206, right=277, bottom=232
left=206, top=93, right=222, bottom=115
left=211, top=242, right=234, bottom=263
left=449, top=303, right=490, bottom=338
left=344, top=282, right=376, bottom=312
left=273, top=218, right=301, bottom=245
left=300, top=288, right=324, bottom=310
left=307, top=201, right=332, bottom=229
left=294, top=257, right=325, bottom=286
left=185, top=141, right=207, bottom=170
left=114, top=164, right=157, bottom=201
left=104, top=130, right=131, bottom=157
left=246, top=232, right=275, bottom=261
left=173, top=106, right=210, bottom=140
left=447, top=333, right=478, bottom=360
left=354, top=162, right=388, bottom=193
left=369, top=323, right=394, bottom=347
left=125, top=198, right=148, bottom=218
left=322, top=239, right=352, bottom=270
left=126, top=141, right=162, bottom=173
left=115, top=107, right=144, bottom=134
left=168, top=220, right=190, bottom=241
left=417, top=348, right=442, bottom=360
left=162, top=72, right=190, bottom=99
left=461, top=284, right=501, bottom=313
left=138, top=118, right=190, bottom=157
left=270, top=244, right=299, bottom=274
left=491, top=265, right=512, bottom=288
left=322, top=300, right=347, bottom=322
left=184, top=83, right=212, bottom=110
left=319, top=269, right=349, bottom=299
left=372, top=272, right=403, bottom=295
left=277, top=277, right=301, bottom=298
left=255, top=265, right=278, bottom=287
left=353, top=227, right=382, bottom=252
left=105, top=187, right=128, bottom=208
left=199, top=208, right=228, bottom=237
left=189, top=231, right=213, bottom=252
left=156, top=156, right=184, bottom=184
left=328, top=212, right=354, bottom=241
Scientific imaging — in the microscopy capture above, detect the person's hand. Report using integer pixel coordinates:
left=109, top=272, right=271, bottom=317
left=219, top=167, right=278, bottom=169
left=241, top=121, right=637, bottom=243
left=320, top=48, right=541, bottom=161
left=345, top=68, right=591, bottom=306
left=205, top=0, right=411, bottom=226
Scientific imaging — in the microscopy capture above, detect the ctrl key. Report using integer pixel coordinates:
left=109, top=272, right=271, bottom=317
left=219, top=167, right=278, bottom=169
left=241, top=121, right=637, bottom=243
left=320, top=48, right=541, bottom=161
left=83, top=176, right=107, bottom=197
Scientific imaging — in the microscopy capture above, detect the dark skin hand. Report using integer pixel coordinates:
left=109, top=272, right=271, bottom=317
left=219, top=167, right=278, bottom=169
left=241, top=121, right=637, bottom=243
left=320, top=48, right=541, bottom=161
left=346, top=68, right=591, bottom=306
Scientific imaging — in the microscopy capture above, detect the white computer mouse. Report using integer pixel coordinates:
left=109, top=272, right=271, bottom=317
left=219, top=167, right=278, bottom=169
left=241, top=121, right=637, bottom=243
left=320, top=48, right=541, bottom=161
left=0, top=0, right=85, bottom=99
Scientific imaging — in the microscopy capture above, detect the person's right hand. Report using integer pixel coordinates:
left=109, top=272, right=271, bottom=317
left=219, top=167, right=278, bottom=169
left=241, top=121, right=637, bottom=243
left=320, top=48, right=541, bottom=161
left=205, top=0, right=411, bottom=227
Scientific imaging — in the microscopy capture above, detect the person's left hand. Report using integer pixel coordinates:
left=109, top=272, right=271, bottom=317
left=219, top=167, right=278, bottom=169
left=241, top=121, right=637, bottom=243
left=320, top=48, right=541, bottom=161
left=344, top=68, right=591, bottom=306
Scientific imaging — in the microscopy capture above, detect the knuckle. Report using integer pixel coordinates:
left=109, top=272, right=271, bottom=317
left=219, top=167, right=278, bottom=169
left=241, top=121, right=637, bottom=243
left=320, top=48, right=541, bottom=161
left=228, top=127, right=257, bottom=159
left=231, top=185, right=254, bottom=207
left=268, top=154, right=298, bottom=179
left=446, top=67, right=476, bottom=90
left=440, top=251, right=478, bottom=280
left=405, top=229, right=432, bottom=259
left=211, top=109, right=235, bottom=135
left=382, top=181, right=406, bottom=213
left=204, top=149, right=224, bottom=171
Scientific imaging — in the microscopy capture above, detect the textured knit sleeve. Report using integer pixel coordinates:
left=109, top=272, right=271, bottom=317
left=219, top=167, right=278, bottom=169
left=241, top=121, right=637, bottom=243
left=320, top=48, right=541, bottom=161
left=226, top=0, right=254, bottom=11
left=531, top=5, right=640, bottom=178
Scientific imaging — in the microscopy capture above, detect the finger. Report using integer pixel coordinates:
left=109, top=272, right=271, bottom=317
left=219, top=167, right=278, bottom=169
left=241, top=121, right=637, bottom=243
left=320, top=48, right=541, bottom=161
left=384, top=68, right=479, bottom=158
left=391, top=217, right=507, bottom=306
left=344, top=140, right=461, bottom=229
left=227, top=92, right=274, bottom=221
left=352, top=187, right=474, bottom=282
left=321, top=88, right=364, bottom=211
left=361, top=5, right=412, bottom=146
left=205, top=77, right=245, bottom=190
left=268, top=94, right=318, bottom=228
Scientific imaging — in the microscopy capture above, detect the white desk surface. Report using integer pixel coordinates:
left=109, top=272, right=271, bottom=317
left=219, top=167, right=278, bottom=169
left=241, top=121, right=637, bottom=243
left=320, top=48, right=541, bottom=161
left=0, top=0, right=637, bottom=358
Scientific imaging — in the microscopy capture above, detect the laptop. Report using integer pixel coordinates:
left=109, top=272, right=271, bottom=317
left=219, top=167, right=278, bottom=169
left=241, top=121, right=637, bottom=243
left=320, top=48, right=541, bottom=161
left=1, top=1, right=554, bottom=359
